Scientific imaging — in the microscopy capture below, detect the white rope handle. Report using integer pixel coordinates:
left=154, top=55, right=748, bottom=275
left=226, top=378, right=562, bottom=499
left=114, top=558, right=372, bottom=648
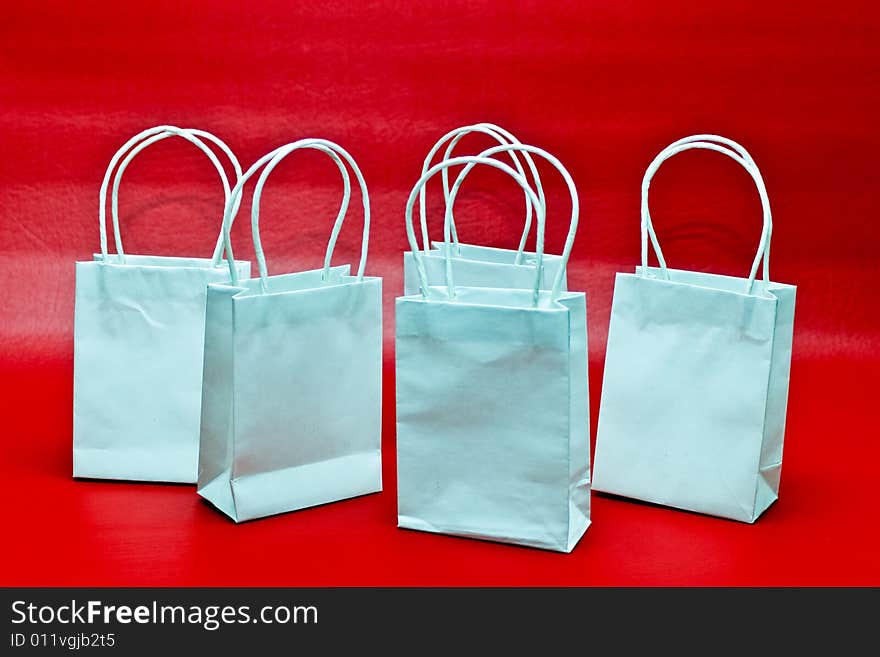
left=111, top=129, right=243, bottom=267
left=99, top=125, right=241, bottom=264
left=642, top=135, right=764, bottom=276
left=641, top=135, right=772, bottom=294
left=444, top=143, right=578, bottom=301
left=419, top=123, right=545, bottom=263
left=406, top=156, right=545, bottom=305
left=221, top=139, right=370, bottom=291
left=252, top=144, right=351, bottom=292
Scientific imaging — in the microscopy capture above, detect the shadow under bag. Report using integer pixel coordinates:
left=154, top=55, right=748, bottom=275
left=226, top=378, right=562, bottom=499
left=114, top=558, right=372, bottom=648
left=403, top=122, right=567, bottom=295
left=73, top=125, right=250, bottom=483
left=592, top=135, right=796, bottom=522
left=197, top=138, right=382, bottom=522
left=396, top=147, right=590, bottom=552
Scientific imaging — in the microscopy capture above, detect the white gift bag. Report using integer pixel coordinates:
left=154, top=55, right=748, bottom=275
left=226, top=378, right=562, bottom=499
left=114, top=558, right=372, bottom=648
left=403, top=123, right=567, bottom=295
left=396, top=148, right=590, bottom=552
left=197, top=138, right=382, bottom=522
left=592, top=135, right=796, bottom=522
left=73, top=125, right=251, bottom=483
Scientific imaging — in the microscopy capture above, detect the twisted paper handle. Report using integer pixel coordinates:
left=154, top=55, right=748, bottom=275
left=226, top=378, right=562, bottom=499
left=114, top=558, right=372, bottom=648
left=99, top=125, right=241, bottom=265
left=221, top=139, right=370, bottom=292
left=641, top=135, right=771, bottom=294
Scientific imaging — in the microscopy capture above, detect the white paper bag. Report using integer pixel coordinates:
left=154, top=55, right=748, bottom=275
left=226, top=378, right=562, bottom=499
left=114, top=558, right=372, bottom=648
left=396, top=148, right=590, bottom=552
left=403, top=123, right=567, bottom=295
left=592, top=135, right=796, bottom=522
left=198, top=138, right=382, bottom=522
left=73, top=125, right=251, bottom=483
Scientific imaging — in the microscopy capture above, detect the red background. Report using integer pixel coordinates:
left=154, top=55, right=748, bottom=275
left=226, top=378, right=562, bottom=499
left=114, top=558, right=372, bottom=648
left=1, top=1, right=878, bottom=586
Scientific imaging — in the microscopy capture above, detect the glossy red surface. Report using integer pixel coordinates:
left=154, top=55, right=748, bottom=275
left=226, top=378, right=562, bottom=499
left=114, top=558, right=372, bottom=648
left=1, top=1, right=878, bottom=585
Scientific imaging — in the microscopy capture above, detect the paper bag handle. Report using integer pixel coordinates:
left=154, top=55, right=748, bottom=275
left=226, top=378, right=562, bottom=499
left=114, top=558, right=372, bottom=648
left=406, top=156, right=545, bottom=304
left=419, top=123, right=545, bottom=264
left=99, top=125, right=241, bottom=265
left=221, top=139, right=370, bottom=292
left=443, top=143, right=578, bottom=302
left=641, top=135, right=772, bottom=294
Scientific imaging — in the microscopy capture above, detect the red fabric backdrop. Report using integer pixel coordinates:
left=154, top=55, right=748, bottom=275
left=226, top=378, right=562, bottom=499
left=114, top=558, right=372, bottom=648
left=1, top=1, right=878, bottom=585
